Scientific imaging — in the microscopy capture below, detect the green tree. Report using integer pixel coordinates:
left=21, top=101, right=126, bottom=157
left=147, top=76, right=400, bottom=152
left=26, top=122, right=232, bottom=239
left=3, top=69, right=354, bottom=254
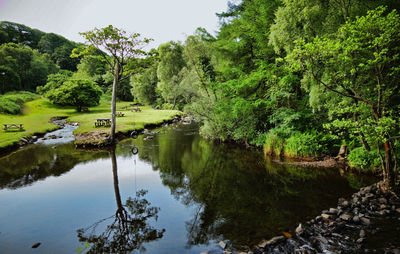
left=131, top=63, right=159, bottom=105
left=45, top=78, right=103, bottom=112
left=78, top=25, right=151, bottom=142
left=36, top=70, right=73, bottom=95
left=290, top=7, right=400, bottom=188
left=0, top=43, right=58, bottom=91
left=157, top=41, right=187, bottom=109
left=269, top=0, right=400, bottom=55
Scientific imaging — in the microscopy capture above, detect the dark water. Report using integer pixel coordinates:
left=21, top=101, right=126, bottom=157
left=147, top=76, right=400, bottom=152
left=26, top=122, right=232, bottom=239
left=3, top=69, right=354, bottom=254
left=0, top=123, right=375, bottom=253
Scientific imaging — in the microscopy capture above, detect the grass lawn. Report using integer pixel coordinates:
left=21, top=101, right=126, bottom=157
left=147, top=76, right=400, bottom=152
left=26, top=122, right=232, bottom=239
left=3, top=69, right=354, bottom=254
left=0, top=98, right=181, bottom=149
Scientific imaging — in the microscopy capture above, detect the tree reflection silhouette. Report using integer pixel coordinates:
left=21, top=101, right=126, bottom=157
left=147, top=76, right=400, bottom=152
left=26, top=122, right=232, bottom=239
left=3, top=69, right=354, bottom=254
left=77, top=147, right=165, bottom=253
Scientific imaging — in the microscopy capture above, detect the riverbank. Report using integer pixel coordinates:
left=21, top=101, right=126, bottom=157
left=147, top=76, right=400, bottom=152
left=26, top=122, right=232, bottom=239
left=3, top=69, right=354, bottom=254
left=233, top=182, right=400, bottom=254
left=73, top=114, right=183, bottom=147
left=0, top=98, right=181, bottom=155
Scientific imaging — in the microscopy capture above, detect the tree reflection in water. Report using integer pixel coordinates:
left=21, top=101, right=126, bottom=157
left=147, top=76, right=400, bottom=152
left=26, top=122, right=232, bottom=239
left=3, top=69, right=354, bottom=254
left=77, top=147, right=164, bottom=253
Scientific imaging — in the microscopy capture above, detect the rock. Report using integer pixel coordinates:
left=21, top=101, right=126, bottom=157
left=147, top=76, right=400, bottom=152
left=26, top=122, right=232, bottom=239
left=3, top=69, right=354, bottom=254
left=393, top=249, right=400, bottom=254
left=353, top=216, right=360, bottom=223
left=342, top=200, right=349, bottom=207
left=224, top=251, right=232, bottom=254
left=31, top=242, right=41, bottom=248
left=365, top=193, right=374, bottom=199
left=360, top=217, right=371, bottom=226
left=396, top=208, right=400, bottom=214
left=219, top=241, right=227, bottom=249
left=295, top=223, right=303, bottom=235
left=200, top=252, right=208, bottom=254
left=329, top=208, right=339, bottom=214
left=360, top=229, right=366, bottom=238
left=340, top=213, right=352, bottom=221
left=379, top=198, right=387, bottom=204
left=321, top=214, right=332, bottom=220
left=317, top=236, right=328, bottom=245
left=356, top=238, right=364, bottom=243
left=282, top=232, right=292, bottom=238
left=258, top=236, right=285, bottom=248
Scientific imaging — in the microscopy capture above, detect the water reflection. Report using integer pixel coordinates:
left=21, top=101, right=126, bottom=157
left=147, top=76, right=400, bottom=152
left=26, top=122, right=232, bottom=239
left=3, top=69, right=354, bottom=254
left=123, top=124, right=375, bottom=248
left=0, top=144, right=108, bottom=190
left=77, top=147, right=165, bottom=253
left=0, top=123, right=376, bottom=253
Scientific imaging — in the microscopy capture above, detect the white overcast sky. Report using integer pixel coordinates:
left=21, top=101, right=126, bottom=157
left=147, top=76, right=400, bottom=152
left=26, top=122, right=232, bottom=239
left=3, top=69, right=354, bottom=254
left=0, top=0, right=229, bottom=48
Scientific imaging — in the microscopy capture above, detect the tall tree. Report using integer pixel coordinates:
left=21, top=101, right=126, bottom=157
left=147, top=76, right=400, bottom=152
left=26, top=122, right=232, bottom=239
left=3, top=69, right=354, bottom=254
left=290, top=7, right=400, bottom=188
left=157, top=41, right=186, bottom=109
left=78, top=25, right=151, bottom=143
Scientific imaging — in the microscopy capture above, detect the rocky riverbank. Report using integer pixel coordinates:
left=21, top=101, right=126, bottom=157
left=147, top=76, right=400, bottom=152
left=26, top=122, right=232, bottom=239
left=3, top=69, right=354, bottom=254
left=248, top=182, right=400, bottom=254
left=209, top=182, right=400, bottom=254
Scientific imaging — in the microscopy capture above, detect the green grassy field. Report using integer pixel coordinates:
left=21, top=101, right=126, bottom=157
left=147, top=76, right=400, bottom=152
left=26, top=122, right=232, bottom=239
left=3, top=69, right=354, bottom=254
left=0, top=98, right=180, bottom=149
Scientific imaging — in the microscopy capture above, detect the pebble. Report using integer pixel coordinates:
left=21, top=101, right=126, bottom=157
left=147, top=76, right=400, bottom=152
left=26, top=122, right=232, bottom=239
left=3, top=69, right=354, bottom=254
left=360, top=217, right=371, bottom=226
left=295, top=223, right=303, bottom=235
left=321, top=214, right=332, bottom=220
left=340, top=213, right=352, bottom=221
left=219, top=241, right=227, bottom=249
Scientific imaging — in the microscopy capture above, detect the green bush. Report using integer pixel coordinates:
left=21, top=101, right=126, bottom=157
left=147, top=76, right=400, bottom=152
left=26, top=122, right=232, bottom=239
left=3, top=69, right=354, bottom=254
left=0, top=91, right=37, bottom=114
left=284, top=131, right=339, bottom=157
left=264, top=130, right=339, bottom=158
left=285, top=132, right=321, bottom=157
left=347, top=147, right=381, bottom=171
left=264, top=133, right=285, bottom=157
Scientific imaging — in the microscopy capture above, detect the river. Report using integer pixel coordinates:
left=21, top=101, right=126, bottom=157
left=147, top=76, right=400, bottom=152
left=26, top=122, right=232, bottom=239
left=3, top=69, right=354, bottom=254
left=0, top=123, right=375, bottom=253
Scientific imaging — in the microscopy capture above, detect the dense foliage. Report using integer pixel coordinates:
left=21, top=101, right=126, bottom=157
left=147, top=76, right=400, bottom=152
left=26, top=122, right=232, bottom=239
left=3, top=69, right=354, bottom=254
left=1, top=0, right=400, bottom=187
left=124, top=1, right=400, bottom=187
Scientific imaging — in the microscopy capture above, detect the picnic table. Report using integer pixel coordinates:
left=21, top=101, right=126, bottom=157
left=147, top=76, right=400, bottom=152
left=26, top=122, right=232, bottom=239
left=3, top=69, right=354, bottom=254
left=3, top=123, right=24, bottom=130
left=94, top=118, right=111, bottom=127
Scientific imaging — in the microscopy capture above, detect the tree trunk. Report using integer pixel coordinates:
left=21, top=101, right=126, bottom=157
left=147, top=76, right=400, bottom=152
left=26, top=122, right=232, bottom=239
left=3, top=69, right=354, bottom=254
left=110, top=65, right=119, bottom=143
left=360, top=133, right=371, bottom=152
left=382, top=141, right=396, bottom=189
left=172, top=95, right=177, bottom=110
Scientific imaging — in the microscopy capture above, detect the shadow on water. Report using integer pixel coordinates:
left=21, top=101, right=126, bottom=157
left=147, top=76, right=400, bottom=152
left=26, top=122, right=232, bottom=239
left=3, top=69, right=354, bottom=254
left=76, top=147, right=165, bottom=253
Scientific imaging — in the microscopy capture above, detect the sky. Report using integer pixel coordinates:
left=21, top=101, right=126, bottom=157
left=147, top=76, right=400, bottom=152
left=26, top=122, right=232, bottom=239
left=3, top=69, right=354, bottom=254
left=0, top=0, right=229, bottom=48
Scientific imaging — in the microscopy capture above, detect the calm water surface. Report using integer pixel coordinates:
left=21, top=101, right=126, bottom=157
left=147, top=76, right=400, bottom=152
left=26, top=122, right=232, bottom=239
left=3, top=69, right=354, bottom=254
left=0, top=123, right=374, bottom=253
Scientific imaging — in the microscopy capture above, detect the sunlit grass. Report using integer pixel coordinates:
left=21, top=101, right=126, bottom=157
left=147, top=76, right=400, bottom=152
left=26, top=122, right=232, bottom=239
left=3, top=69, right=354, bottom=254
left=0, top=97, right=180, bottom=148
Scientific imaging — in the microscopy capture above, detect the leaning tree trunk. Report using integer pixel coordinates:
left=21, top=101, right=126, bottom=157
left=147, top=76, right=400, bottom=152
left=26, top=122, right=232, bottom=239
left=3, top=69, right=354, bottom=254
left=109, top=65, right=119, bottom=143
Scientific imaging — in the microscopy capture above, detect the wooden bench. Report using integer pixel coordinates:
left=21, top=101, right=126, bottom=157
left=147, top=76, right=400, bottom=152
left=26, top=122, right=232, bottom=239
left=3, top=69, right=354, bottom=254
left=116, top=112, right=125, bottom=117
left=3, top=123, right=24, bottom=130
left=94, top=118, right=111, bottom=127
